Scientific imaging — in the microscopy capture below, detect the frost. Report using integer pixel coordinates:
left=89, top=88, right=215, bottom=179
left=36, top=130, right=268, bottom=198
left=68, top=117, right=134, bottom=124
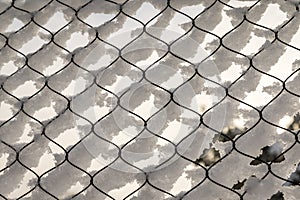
left=0, top=0, right=300, bottom=199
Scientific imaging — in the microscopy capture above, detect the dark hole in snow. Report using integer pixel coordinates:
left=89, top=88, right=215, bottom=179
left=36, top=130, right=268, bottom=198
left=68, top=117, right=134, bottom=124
left=288, top=112, right=300, bottom=131
left=283, top=163, right=300, bottom=186
left=268, top=191, right=284, bottom=200
left=195, top=147, right=221, bottom=167
left=250, top=143, right=285, bottom=165
left=232, top=178, right=247, bottom=190
left=213, top=127, right=246, bottom=142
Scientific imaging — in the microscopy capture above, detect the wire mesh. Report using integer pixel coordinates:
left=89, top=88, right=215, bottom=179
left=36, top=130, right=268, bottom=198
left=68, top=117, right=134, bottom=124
left=0, top=0, right=300, bottom=199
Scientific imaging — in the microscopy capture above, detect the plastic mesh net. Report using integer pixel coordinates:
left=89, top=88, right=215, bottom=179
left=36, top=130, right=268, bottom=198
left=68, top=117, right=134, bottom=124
left=0, top=0, right=300, bottom=199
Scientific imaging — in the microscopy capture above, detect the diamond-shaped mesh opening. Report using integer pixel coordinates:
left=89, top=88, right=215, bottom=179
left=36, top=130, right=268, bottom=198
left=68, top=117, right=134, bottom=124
left=0, top=0, right=300, bottom=199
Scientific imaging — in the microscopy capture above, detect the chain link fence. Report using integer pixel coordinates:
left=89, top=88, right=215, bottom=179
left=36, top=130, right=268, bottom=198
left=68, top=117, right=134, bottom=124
left=0, top=0, right=300, bottom=199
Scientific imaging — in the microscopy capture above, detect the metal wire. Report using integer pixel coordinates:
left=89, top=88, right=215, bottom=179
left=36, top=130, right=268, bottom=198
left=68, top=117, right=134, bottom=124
left=0, top=0, right=300, bottom=199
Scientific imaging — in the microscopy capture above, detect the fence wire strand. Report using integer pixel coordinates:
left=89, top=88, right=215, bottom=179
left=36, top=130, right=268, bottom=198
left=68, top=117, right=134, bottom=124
left=0, top=0, right=300, bottom=199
